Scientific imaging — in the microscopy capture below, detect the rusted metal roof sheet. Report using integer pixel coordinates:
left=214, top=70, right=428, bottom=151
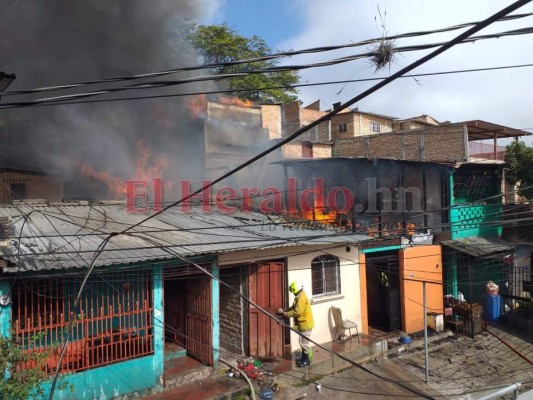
left=442, top=236, right=515, bottom=257
left=0, top=203, right=370, bottom=273
left=465, top=120, right=531, bottom=141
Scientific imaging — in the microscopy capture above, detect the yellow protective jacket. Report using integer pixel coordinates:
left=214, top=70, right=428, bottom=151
left=287, top=290, right=314, bottom=331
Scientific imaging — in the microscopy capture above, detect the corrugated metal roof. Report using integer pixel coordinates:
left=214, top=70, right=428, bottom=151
left=442, top=236, right=515, bottom=257
left=0, top=204, right=370, bottom=273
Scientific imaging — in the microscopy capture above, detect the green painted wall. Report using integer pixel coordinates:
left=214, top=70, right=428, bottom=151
left=450, top=203, right=503, bottom=239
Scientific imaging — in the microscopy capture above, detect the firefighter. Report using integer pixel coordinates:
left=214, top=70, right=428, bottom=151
left=277, top=282, right=314, bottom=367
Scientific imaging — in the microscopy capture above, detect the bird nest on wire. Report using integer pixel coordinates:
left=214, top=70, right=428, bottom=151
left=369, top=39, right=396, bottom=71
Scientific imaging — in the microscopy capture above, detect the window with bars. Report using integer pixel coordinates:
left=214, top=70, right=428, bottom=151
left=5, top=180, right=29, bottom=202
left=12, top=270, right=154, bottom=374
left=311, top=255, right=341, bottom=297
left=369, top=121, right=381, bottom=133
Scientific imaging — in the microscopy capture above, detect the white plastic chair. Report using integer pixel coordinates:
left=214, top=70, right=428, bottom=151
left=331, top=306, right=360, bottom=342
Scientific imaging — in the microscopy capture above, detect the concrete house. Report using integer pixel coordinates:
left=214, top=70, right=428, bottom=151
left=277, top=100, right=395, bottom=160
left=281, top=157, right=449, bottom=334
left=303, top=116, right=530, bottom=334
left=0, top=202, right=370, bottom=398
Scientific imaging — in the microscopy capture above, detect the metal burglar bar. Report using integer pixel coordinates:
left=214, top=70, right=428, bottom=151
left=501, top=255, right=532, bottom=332
left=311, top=255, right=341, bottom=298
left=12, top=270, right=154, bottom=373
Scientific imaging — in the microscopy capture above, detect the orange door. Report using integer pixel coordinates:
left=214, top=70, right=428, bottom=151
left=249, top=262, right=284, bottom=358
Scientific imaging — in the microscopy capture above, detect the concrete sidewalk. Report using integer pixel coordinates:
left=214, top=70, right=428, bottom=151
left=141, top=335, right=388, bottom=399
left=486, top=322, right=533, bottom=363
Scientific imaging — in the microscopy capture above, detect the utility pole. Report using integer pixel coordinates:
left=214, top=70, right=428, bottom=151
left=405, top=277, right=436, bottom=383
left=423, top=281, right=429, bottom=384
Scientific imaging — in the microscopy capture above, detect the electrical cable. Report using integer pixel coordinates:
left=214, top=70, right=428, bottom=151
left=5, top=62, right=533, bottom=109
left=3, top=26, right=533, bottom=110
left=36, top=2, right=533, bottom=394
left=3, top=12, right=533, bottom=97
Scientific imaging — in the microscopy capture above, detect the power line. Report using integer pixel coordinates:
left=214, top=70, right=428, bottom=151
left=4, top=62, right=533, bottom=109
left=4, top=12, right=533, bottom=97
left=3, top=26, right=533, bottom=110
left=39, top=2, right=533, bottom=395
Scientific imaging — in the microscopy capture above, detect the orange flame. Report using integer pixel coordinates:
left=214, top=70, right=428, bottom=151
left=80, top=164, right=127, bottom=199
left=80, top=139, right=171, bottom=200
left=299, top=197, right=337, bottom=225
left=219, top=96, right=254, bottom=108
left=185, top=94, right=207, bottom=119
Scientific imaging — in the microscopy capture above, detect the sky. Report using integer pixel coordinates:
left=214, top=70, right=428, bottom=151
left=1, top=0, right=531, bottom=187
left=205, top=0, right=533, bottom=146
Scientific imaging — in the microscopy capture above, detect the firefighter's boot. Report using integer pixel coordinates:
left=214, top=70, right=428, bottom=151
left=297, top=353, right=310, bottom=367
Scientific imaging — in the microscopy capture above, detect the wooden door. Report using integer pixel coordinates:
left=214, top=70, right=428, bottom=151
left=186, top=275, right=213, bottom=365
left=249, top=262, right=284, bottom=358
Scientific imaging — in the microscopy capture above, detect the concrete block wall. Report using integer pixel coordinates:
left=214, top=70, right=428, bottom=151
left=219, top=266, right=245, bottom=355
left=334, top=123, right=467, bottom=162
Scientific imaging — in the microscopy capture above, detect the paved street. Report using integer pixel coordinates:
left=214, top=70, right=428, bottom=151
left=278, top=332, right=533, bottom=400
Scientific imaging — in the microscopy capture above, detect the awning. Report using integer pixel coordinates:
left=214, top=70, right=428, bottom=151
left=465, top=120, right=531, bottom=141
left=442, top=236, right=516, bottom=257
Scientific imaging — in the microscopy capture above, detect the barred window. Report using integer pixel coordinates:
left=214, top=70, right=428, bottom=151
left=12, top=270, right=154, bottom=374
left=369, top=121, right=381, bottom=133
left=311, top=255, right=341, bottom=297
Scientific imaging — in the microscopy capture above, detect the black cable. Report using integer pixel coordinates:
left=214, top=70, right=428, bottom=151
left=3, top=26, right=533, bottom=110
left=4, top=12, right=533, bottom=97
left=5, top=62, right=533, bottom=109
left=42, top=2, right=533, bottom=394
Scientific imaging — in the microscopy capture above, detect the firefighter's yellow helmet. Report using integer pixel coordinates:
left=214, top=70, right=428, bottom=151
left=289, top=282, right=301, bottom=294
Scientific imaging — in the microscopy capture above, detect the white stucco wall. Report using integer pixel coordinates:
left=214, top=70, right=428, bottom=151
left=218, top=244, right=362, bottom=355
left=286, top=246, right=361, bottom=353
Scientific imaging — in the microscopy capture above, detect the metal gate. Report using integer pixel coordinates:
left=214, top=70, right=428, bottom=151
left=366, top=251, right=401, bottom=332
left=501, top=256, right=532, bottom=332
left=249, top=262, right=284, bottom=359
left=186, top=275, right=213, bottom=365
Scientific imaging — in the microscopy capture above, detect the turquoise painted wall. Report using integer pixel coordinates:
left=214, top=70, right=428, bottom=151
left=39, top=355, right=160, bottom=399
left=450, top=167, right=502, bottom=240
left=0, top=265, right=165, bottom=400
left=450, top=203, right=503, bottom=239
left=0, top=281, right=11, bottom=338
left=361, top=245, right=402, bottom=254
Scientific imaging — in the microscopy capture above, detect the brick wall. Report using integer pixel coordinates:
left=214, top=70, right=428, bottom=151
left=281, top=101, right=301, bottom=138
left=261, top=104, right=282, bottom=139
left=282, top=142, right=303, bottom=159
left=331, top=111, right=356, bottom=140
left=312, top=143, right=332, bottom=158
left=219, top=266, right=245, bottom=355
left=281, top=101, right=331, bottom=142
left=0, top=171, right=63, bottom=204
left=334, top=123, right=467, bottom=162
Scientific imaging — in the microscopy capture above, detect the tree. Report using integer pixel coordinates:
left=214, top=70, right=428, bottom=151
left=0, top=331, right=74, bottom=399
left=186, top=24, right=300, bottom=104
left=505, top=141, right=533, bottom=199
